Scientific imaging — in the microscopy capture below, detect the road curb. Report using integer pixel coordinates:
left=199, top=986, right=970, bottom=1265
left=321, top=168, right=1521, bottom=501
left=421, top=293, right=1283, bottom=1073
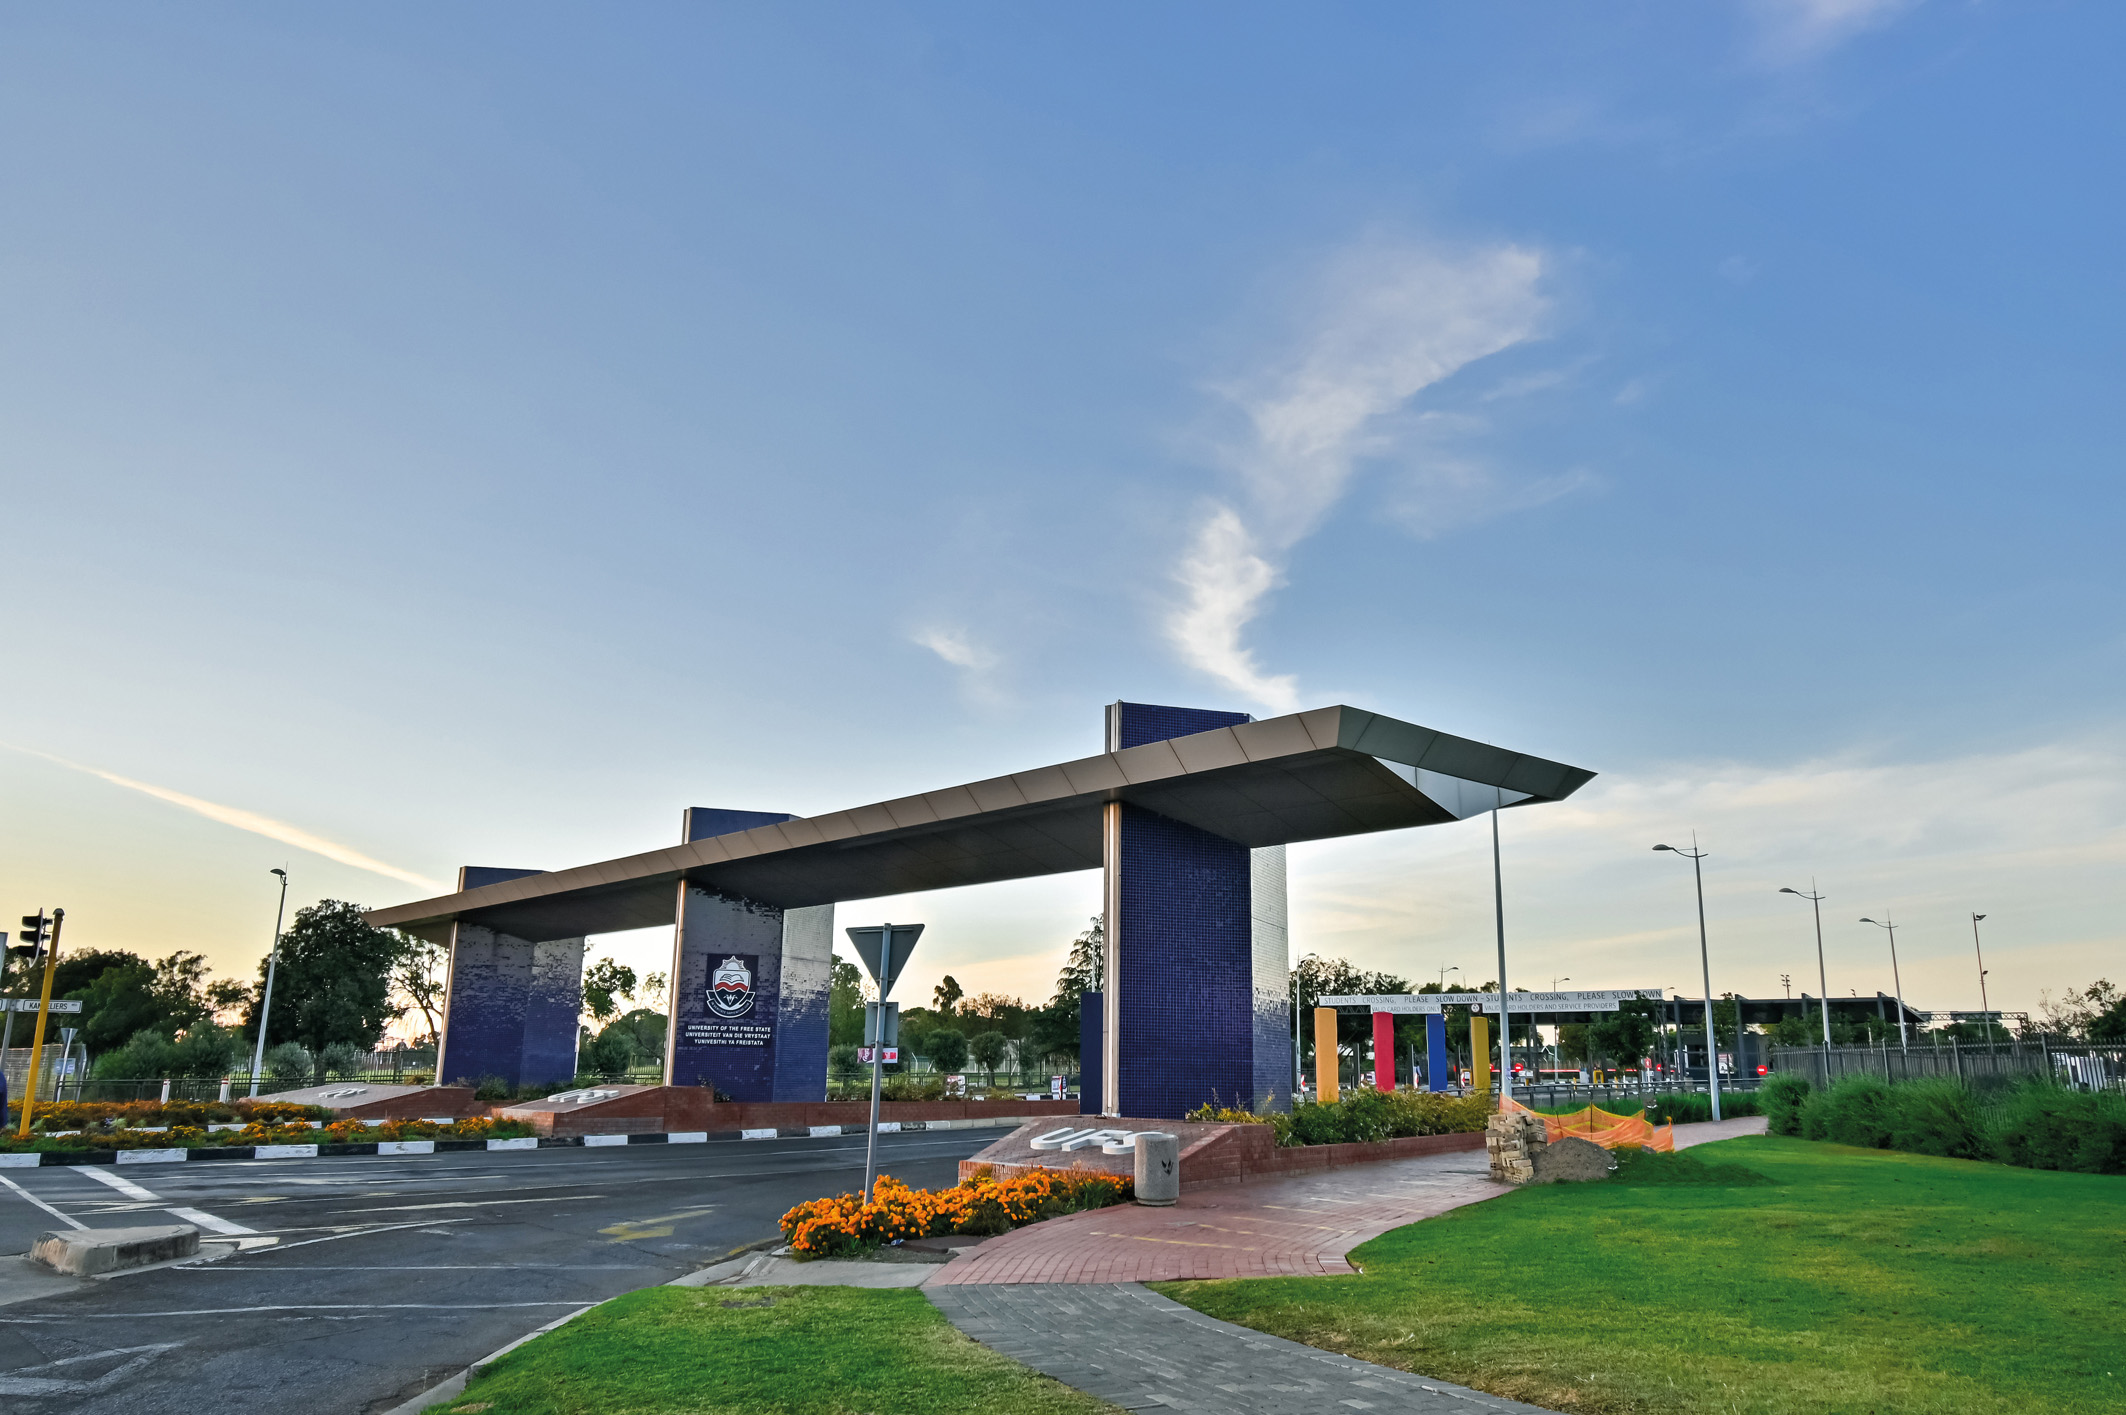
left=0, top=1116, right=1044, bottom=1169
left=377, top=1302, right=600, bottom=1415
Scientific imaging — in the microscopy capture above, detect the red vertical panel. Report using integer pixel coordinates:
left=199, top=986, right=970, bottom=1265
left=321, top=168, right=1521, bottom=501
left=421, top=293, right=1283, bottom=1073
left=1372, top=1011, right=1397, bottom=1092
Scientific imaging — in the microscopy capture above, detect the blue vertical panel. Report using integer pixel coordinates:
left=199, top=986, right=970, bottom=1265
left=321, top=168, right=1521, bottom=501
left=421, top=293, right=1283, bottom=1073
left=521, top=937, right=586, bottom=1089
left=1115, top=802, right=1254, bottom=1118
left=1249, top=845, right=1291, bottom=1112
left=436, top=922, right=584, bottom=1091
left=1079, top=991, right=1103, bottom=1116
left=1110, top=701, right=1250, bottom=749
left=1426, top=1013, right=1452, bottom=1092
left=666, top=887, right=787, bottom=1100
left=774, top=903, right=835, bottom=1101
left=683, top=807, right=795, bottom=842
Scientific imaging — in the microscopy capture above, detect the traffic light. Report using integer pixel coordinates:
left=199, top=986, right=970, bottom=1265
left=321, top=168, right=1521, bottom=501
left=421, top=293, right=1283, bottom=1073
left=12, top=912, right=51, bottom=962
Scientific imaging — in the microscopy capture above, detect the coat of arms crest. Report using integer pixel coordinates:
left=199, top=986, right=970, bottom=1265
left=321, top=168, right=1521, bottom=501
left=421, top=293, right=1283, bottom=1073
left=708, top=955, right=755, bottom=1018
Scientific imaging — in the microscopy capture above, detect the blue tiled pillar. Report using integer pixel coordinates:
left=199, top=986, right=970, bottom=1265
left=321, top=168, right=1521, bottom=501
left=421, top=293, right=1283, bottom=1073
left=435, top=866, right=585, bottom=1092
left=1101, top=702, right=1293, bottom=1119
left=1078, top=991, right=1103, bottom=1115
left=662, top=808, right=834, bottom=1102
left=1426, top=1013, right=1452, bottom=1092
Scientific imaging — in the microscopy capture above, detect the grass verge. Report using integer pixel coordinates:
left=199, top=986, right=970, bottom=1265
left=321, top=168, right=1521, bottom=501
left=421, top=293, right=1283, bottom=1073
left=1157, top=1136, right=2124, bottom=1415
left=424, top=1285, right=1115, bottom=1415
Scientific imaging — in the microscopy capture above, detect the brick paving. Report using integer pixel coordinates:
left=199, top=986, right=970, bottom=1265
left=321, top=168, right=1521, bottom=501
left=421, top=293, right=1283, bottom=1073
left=927, top=1282, right=1559, bottom=1414
left=929, top=1147, right=1500, bottom=1286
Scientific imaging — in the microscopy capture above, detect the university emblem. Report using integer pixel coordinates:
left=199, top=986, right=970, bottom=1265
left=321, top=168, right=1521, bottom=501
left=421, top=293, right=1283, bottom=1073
left=709, top=955, right=755, bottom=1018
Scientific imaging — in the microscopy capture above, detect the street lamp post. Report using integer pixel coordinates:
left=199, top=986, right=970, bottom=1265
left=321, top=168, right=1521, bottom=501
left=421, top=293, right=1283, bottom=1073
left=1857, top=917, right=1910, bottom=1052
left=1779, top=885, right=1834, bottom=1073
left=1653, top=841, right=1722, bottom=1121
left=1550, top=976, right=1570, bottom=1087
left=1970, top=914, right=1994, bottom=1054
left=248, top=869, right=290, bottom=1098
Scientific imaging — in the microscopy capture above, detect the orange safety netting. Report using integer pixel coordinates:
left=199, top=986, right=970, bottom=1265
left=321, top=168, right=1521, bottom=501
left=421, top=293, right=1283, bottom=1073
left=1503, top=1097, right=1674, bottom=1152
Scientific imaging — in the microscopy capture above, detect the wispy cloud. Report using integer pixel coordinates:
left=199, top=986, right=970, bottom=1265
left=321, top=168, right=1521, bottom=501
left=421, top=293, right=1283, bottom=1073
left=8, top=746, right=443, bottom=891
left=912, top=625, right=1004, bottom=703
left=1168, top=238, right=1551, bottom=711
left=1750, top=0, right=1920, bottom=65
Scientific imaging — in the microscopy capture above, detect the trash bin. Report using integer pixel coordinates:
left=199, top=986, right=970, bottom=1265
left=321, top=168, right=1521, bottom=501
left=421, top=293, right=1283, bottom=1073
left=1134, top=1131, right=1179, bottom=1206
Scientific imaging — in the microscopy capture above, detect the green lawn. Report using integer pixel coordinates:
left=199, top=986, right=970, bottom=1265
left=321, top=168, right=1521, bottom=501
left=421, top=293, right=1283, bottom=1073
left=1158, top=1137, right=2124, bottom=1415
left=424, top=1285, right=1115, bottom=1415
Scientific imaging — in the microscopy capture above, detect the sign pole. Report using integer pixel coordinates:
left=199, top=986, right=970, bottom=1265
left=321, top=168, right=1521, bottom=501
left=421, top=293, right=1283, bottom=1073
left=862, top=925, right=892, bottom=1203
left=16, top=909, right=62, bottom=1138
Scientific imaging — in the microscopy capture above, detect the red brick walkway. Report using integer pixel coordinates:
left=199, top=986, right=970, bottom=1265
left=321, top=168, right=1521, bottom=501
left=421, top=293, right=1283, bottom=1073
left=928, top=1116, right=1764, bottom=1286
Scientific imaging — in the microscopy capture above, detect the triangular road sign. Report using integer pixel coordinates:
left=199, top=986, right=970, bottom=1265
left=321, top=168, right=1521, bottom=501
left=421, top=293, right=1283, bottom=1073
left=845, top=923, right=923, bottom=999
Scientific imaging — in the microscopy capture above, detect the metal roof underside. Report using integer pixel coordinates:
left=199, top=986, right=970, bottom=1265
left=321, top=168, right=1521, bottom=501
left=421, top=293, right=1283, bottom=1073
left=364, top=705, right=1595, bottom=944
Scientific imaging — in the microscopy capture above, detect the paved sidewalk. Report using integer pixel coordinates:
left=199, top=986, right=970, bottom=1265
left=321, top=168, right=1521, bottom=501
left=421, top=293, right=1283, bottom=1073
left=930, top=1147, right=1498, bottom=1285
left=928, top=1281, right=1559, bottom=1414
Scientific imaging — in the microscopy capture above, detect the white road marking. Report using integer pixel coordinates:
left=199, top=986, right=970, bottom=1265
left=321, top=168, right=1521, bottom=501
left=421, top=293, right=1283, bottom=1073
left=0, top=1343, right=182, bottom=1395
left=263, top=1218, right=477, bottom=1251
left=167, top=1206, right=258, bottom=1235
left=0, top=1301, right=593, bottom=1321
left=0, top=1173, right=85, bottom=1229
left=75, top=1167, right=161, bottom=1202
left=326, top=1194, right=607, bottom=1215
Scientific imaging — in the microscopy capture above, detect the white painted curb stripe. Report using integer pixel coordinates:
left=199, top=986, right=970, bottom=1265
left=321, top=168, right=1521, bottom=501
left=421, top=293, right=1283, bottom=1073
left=486, top=1137, right=537, bottom=1151
left=377, top=1141, right=434, bottom=1155
left=667, top=1132, right=707, bottom=1143
left=582, top=1135, right=627, bottom=1147
left=252, top=1144, right=320, bottom=1160
left=807, top=1125, right=841, bottom=1137
left=739, top=1128, right=777, bottom=1140
left=167, top=1205, right=256, bottom=1236
left=116, top=1149, right=188, bottom=1165
left=0, top=1154, right=40, bottom=1168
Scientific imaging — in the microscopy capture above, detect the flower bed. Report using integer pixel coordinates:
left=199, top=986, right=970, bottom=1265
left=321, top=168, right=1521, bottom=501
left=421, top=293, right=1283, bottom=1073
left=780, top=1167, right=1131, bottom=1258
left=0, top=1114, right=531, bottom=1152
left=4, top=1099, right=333, bottom=1132
left=1187, top=1088, right=1489, bottom=1147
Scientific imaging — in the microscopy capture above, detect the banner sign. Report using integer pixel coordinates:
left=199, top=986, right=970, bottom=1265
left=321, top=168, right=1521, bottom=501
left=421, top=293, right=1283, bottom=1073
left=680, top=954, right=773, bottom=1048
left=1319, top=988, right=1661, bottom=1014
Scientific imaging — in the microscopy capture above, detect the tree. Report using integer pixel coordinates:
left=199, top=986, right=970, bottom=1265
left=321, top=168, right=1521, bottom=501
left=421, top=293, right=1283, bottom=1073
left=828, top=957, right=866, bottom=1047
left=1587, top=996, right=1660, bottom=1069
left=969, top=1030, right=1009, bottom=1086
left=923, top=1027, right=969, bottom=1075
left=245, top=901, right=405, bottom=1054
left=206, top=977, right=254, bottom=1024
left=582, top=957, right=637, bottom=1025
left=1053, top=917, right=1104, bottom=1005
left=933, top=975, right=964, bottom=1016
left=640, top=971, right=669, bottom=1009
left=392, top=934, right=448, bottom=1043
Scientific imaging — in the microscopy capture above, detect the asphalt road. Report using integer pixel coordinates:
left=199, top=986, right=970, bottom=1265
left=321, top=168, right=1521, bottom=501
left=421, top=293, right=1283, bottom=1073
left=0, top=1127, right=1012, bottom=1413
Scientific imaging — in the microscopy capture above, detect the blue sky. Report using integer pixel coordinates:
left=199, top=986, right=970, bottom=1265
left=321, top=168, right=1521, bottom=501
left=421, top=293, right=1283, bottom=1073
left=2, top=2, right=2120, bottom=1029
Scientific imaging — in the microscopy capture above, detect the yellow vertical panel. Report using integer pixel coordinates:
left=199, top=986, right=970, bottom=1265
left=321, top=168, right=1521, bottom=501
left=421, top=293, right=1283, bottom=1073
left=1313, top=1007, right=1339, bottom=1104
left=1470, top=1015, right=1491, bottom=1097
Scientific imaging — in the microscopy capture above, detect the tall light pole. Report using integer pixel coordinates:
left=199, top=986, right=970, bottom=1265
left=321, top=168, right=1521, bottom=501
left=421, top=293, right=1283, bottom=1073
left=1551, top=976, right=1570, bottom=1081
left=1437, top=964, right=1462, bottom=990
left=1859, top=917, right=1909, bottom=1052
left=1653, top=841, right=1721, bottom=1121
left=248, top=868, right=290, bottom=1098
left=1491, top=791, right=1511, bottom=1106
left=1779, top=885, right=1833, bottom=1065
left=1970, top=913, right=1994, bottom=1053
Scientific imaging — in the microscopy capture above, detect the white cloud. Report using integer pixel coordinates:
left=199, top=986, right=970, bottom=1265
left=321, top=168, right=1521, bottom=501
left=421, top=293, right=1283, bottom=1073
left=1168, top=238, right=1551, bottom=710
left=912, top=625, right=1006, bottom=704
left=1751, top=0, right=1921, bottom=64
left=8, top=745, right=443, bottom=891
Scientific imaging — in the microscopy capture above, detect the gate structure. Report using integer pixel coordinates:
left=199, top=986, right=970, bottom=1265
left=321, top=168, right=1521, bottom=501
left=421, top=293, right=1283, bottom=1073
left=370, top=702, right=1595, bottom=1116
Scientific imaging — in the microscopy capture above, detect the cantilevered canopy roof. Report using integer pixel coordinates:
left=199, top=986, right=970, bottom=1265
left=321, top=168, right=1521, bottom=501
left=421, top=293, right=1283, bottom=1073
left=365, top=705, right=1594, bottom=944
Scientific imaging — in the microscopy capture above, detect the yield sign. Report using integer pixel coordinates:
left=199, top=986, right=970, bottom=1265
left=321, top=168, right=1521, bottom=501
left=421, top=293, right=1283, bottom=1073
left=844, top=923, right=923, bottom=999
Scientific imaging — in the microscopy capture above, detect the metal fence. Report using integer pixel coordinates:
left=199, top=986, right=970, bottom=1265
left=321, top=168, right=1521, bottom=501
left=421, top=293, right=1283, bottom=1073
left=1771, top=1040, right=2125, bottom=1093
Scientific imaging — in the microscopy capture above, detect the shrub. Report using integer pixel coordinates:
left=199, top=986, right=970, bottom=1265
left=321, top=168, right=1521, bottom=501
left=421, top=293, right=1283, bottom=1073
left=264, top=1042, right=315, bottom=1091
left=779, top=1168, right=1130, bottom=1258
left=1992, top=1084, right=2126, bottom=1174
left=317, top=1042, right=366, bottom=1081
left=1883, top=1079, right=1987, bottom=1160
left=1186, top=1089, right=1487, bottom=1148
left=1760, top=1074, right=1811, bottom=1136
left=1802, top=1075, right=1896, bottom=1148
